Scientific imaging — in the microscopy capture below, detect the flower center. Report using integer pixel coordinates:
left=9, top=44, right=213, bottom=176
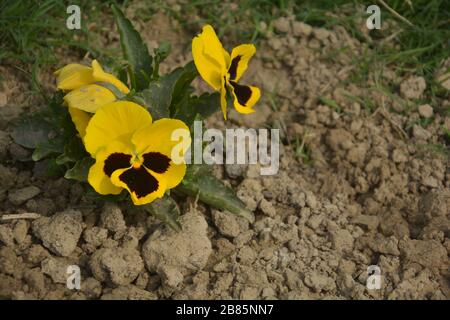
left=133, top=162, right=142, bottom=169
left=132, top=154, right=143, bottom=169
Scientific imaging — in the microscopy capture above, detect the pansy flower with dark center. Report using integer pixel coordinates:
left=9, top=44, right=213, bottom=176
left=84, top=101, right=191, bottom=205
left=192, top=25, right=260, bottom=119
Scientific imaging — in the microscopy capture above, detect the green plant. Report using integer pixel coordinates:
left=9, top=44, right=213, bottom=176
left=10, top=4, right=254, bottom=230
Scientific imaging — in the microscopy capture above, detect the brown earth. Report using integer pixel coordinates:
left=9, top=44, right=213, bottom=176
left=0, top=10, right=449, bottom=300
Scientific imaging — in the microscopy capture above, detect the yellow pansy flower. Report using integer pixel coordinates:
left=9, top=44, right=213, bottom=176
left=55, top=60, right=130, bottom=138
left=84, top=101, right=191, bottom=205
left=192, top=25, right=261, bottom=119
left=55, top=60, right=129, bottom=93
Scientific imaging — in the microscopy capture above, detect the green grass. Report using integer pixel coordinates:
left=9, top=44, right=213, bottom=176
left=0, top=0, right=129, bottom=95
left=0, top=0, right=65, bottom=64
left=292, top=0, right=449, bottom=71
left=0, top=0, right=448, bottom=112
left=297, top=0, right=449, bottom=105
left=318, top=96, right=342, bottom=114
left=266, top=86, right=282, bottom=112
left=375, top=0, right=450, bottom=109
left=284, top=0, right=450, bottom=125
left=0, top=2, right=119, bottom=66
left=416, top=143, right=450, bottom=157
left=0, top=0, right=100, bottom=65
left=293, top=132, right=313, bottom=165
left=382, top=0, right=450, bottom=73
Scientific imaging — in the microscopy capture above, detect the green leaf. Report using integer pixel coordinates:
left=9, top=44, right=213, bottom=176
left=134, top=61, right=198, bottom=120
left=32, top=137, right=64, bottom=161
left=173, top=92, right=220, bottom=127
left=183, top=164, right=210, bottom=176
left=11, top=115, right=54, bottom=149
left=43, top=158, right=66, bottom=178
left=55, top=137, right=87, bottom=165
left=153, top=41, right=171, bottom=78
left=142, top=195, right=182, bottom=231
left=176, top=165, right=254, bottom=222
left=135, top=82, right=171, bottom=120
left=111, top=4, right=152, bottom=91
left=169, top=61, right=198, bottom=109
left=64, top=157, right=95, bottom=182
left=115, top=64, right=129, bottom=85
left=154, top=42, right=171, bottom=62
left=95, top=82, right=127, bottom=99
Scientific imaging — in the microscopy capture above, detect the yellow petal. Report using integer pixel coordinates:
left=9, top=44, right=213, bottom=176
left=110, top=166, right=166, bottom=205
left=229, top=44, right=256, bottom=82
left=132, top=118, right=190, bottom=189
left=158, top=160, right=186, bottom=189
left=84, top=101, right=152, bottom=156
left=192, top=37, right=222, bottom=91
left=68, top=107, right=92, bottom=139
left=192, top=25, right=230, bottom=91
left=55, top=64, right=94, bottom=91
left=201, top=25, right=228, bottom=69
left=88, top=160, right=123, bottom=195
left=228, top=81, right=260, bottom=114
left=64, top=84, right=116, bottom=113
left=132, top=118, right=190, bottom=155
left=91, top=60, right=130, bottom=94
left=87, top=140, right=134, bottom=196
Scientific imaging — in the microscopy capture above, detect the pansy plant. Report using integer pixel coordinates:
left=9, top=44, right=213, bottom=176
left=11, top=4, right=257, bottom=229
